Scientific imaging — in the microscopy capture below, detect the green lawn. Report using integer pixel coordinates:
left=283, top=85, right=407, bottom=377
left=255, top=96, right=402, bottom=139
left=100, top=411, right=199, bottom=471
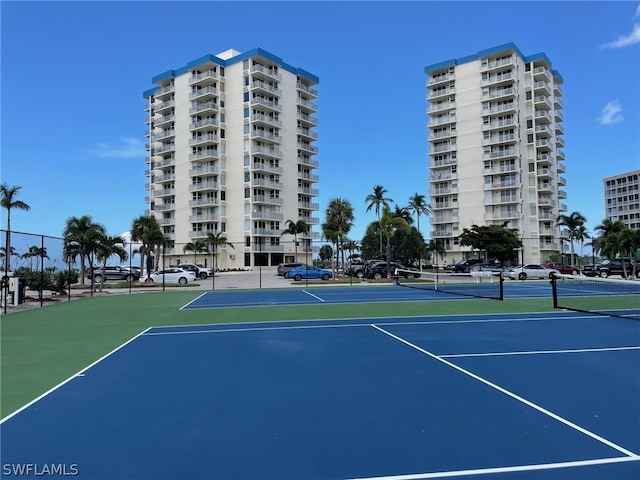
left=1, top=290, right=555, bottom=418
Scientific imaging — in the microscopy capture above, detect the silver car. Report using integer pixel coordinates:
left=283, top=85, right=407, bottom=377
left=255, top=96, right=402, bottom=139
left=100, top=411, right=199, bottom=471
left=506, top=264, right=559, bottom=280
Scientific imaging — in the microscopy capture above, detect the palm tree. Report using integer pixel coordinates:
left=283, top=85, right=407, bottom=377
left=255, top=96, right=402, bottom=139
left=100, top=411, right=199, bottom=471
left=573, top=225, right=590, bottom=267
left=616, top=227, right=640, bottom=278
left=63, top=215, right=106, bottom=284
left=379, top=205, right=411, bottom=278
left=365, top=185, right=393, bottom=257
left=0, top=246, right=20, bottom=271
left=556, top=212, right=587, bottom=267
left=95, top=234, right=128, bottom=291
left=22, top=245, right=49, bottom=271
left=594, top=219, right=626, bottom=260
left=206, top=232, right=235, bottom=272
left=392, top=205, right=413, bottom=224
left=183, top=240, right=209, bottom=264
left=425, top=239, right=446, bottom=269
left=1, top=183, right=31, bottom=277
left=324, top=197, right=354, bottom=275
left=281, top=219, right=309, bottom=262
left=131, top=215, right=164, bottom=275
left=407, top=193, right=431, bottom=235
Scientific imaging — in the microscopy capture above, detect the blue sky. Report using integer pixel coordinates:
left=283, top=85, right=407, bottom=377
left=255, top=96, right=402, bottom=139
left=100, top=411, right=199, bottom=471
left=2, top=1, right=639, bottom=244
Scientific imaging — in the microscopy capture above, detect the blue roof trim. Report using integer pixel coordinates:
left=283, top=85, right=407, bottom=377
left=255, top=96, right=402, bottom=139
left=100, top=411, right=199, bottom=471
left=144, top=47, right=319, bottom=98
left=424, top=42, right=558, bottom=77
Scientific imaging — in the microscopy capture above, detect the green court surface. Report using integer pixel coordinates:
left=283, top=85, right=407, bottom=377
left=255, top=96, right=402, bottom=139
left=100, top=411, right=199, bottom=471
left=1, top=289, right=555, bottom=419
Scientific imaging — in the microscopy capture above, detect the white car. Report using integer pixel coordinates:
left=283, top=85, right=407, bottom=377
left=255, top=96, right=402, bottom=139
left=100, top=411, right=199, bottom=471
left=141, top=268, right=197, bottom=285
left=506, top=264, right=560, bottom=280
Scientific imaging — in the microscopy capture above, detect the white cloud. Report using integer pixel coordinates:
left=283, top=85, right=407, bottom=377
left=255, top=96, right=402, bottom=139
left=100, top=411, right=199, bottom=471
left=597, top=100, right=623, bottom=125
left=599, top=4, right=640, bottom=49
left=87, top=137, right=146, bottom=159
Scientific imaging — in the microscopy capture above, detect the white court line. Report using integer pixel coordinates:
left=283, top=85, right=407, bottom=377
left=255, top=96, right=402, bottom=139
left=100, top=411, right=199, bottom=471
left=1, top=327, right=153, bottom=424
left=179, top=291, right=209, bottom=310
left=349, top=455, right=640, bottom=480
left=302, top=290, right=326, bottom=302
left=441, top=345, right=640, bottom=358
left=371, top=324, right=639, bottom=458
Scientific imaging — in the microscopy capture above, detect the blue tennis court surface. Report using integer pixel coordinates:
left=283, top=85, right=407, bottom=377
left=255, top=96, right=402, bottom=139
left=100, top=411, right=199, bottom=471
left=2, top=311, right=639, bottom=479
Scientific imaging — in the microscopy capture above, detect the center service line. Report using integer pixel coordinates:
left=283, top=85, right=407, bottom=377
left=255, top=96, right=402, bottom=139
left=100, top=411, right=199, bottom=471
left=302, top=290, right=325, bottom=302
left=370, top=324, right=638, bottom=458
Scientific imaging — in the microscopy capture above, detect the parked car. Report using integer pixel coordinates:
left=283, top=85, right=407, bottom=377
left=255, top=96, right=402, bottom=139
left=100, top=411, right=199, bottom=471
left=545, top=262, right=579, bottom=275
left=140, top=268, right=197, bottom=285
left=287, top=265, right=333, bottom=281
left=506, top=264, right=560, bottom=280
left=445, top=259, right=483, bottom=273
left=89, top=266, right=140, bottom=283
left=366, top=262, right=419, bottom=280
left=171, top=263, right=212, bottom=279
left=345, top=261, right=365, bottom=278
left=582, top=259, right=639, bottom=278
left=277, top=262, right=306, bottom=277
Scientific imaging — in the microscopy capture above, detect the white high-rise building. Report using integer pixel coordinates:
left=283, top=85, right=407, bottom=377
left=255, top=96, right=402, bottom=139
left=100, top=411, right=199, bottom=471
left=604, top=170, right=640, bottom=229
left=143, top=48, right=319, bottom=269
left=424, top=43, right=566, bottom=264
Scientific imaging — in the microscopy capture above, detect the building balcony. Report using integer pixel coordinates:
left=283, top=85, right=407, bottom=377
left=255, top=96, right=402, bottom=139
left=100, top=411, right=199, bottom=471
left=154, top=156, right=175, bottom=168
left=252, top=163, right=283, bottom=175
left=534, top=95, right=552, bottom=110
left=482, top=149, right=518, bottom=160
left=486, top=87, right=515, bottom=100
left=432, top=229, right=454, bottom=237
left=428, top=87, right=456, bottom=100
left=252, top=113, right=282, bottom=128
left=297, top=156, right=319, bottom=168
left=297, top=142, right=318, bottom=154
left=484, top=210, right=520, bottom=220
left=154, top=187, right=175, bottom=198
left=189, top=181, right=219, bottom=193
left=556, top=136, right=565, bottom=148
left=538, top=197, right=556, bottom=207
left=555, top=123, right=564, bottom=135
left=534, top=124, right=553, bottom=137
left=481, top=72, right=514, bottom=86
left=535, top=139, right=553, bottom=150
left=486, top=163, right=518, bottom=175
left=537, top=167, right=554, bottom=178
left=558, top=189, right=567, bottom=199
left=154, top=84, right=175, bottom=100
left=189, top=134, right=219, bottom=147
left=482, top=102, right=516, bottom=115
left=297, top=112, right=318, bottom=126
left=297, top=186, right=319, bottom=196
left=189, top=198, right=219, bottom=208
left=250, top=64, right=282, bottom=81
left=482, top=133, right=516, bottom=146
left=557, top=175, right=567, bottom=186
left=189, top=213, right=220, bottom=222
left=297, top=172, right=319, bottom=183
left=298, top=201, right=319, bottom=210
left=429, top=142, right=457, bottom=154
left=189, top=230, right=217, bottom=239
left=189, top=150, right=219, bottom=161
left=253, top=195, right=284, bottom=206
left=252, top=211, right=284, bottom=221
left=189, top=118, right=219, bottom=131
left=482, top=118, right=516, bottom=131
left=430, top=157, right=457, bottom=168
left=252, top=178, right=283, bottom=189
left=189, top=100, right=219, bottom=115
left=154, top=100, right=175, bottom=113
left=250, top=97, right=282, bottom=113
left=432, top=202, right=452, bottom=210
left=252, top=130, right=282, bottom=143
left=557, top=150, right=565, bottom=161
left=153, top=203, right=175, bottom=212
left=533, top=81, right=551, bottom=96
left=296, top=81, right=318, bottom=98
left=151, top=129, right=175, bottom=142
left=251, top=80, right=282, bottom=97
left=428, top=72, right=455, bottom=85
left=157, top=217, right=175, bottom=226
left=189, top=85, right=219, bottom=100
left=297, top=127, right=318, bottom=140
left=154, top=114, right=175, bottom=128
left=485, top=194, right=520, bottom=206
left=429, top=112, right=456, bottom=127
left=539, top=242, right=560, bottom=251
left=537, top=183, right=555, bottom=193
left=429, top=130, right=456, bottom=141
left=297, top=97, right=318, bottom=112
left=481, top=56, right=516, bottom=72
left=189, top=164, right=219, bottom=176
left=535, top=110, right=553, bottom=123
left=251, top=145, right=282, bottom=159
left=155, top=143, right=176, bottom=154
left=430, top=171, right=457, bottom=181
left=253, top=227, right=281, bottom=236
left=533, top=66, right=551, bottom=81
left=428, top=101, right=456, bottom=113
left=486, top=180, right=519, bottom=190
left=188, top=70, right=218, bottom=86
left=154, top=173, right=175, bottom=183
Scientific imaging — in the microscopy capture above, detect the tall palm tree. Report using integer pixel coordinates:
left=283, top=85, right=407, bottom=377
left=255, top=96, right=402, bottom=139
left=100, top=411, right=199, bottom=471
left=131, top=215, right=164, bottom=275
left=556, top=211, right=587, bottom=267
left=325, top=197, right=354, bottom=275
left=378, top=205, right=411, bottom=277
left=425, top=239, right=446, bottom=269
left=1, top=183, right=31, bottom=276
left=0, top=246, right=20, bottom=271
left=183, top=240, right=209, bottom=264
left=407, top=193, right=431, bottom=237
left=95, top=234, right=128, bottom=292
left=206, top=232, right=235, bottom=272
left=616, top=227, right=640, bottom=277
left=63, top=215, right=106, bottom=284
left=281, top=219, right=309, bottom=262
left=365, top=185, right=393, bottom=257
left=392, top=205, right=413, bottom=224
left=594, top=219, right=626, bottom=260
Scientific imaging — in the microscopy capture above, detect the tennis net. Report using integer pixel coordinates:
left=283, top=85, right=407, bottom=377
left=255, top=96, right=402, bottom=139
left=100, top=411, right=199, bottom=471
left=551, top=274, right=640, bottom=320
left=395, top=269, right=504, bottom=301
